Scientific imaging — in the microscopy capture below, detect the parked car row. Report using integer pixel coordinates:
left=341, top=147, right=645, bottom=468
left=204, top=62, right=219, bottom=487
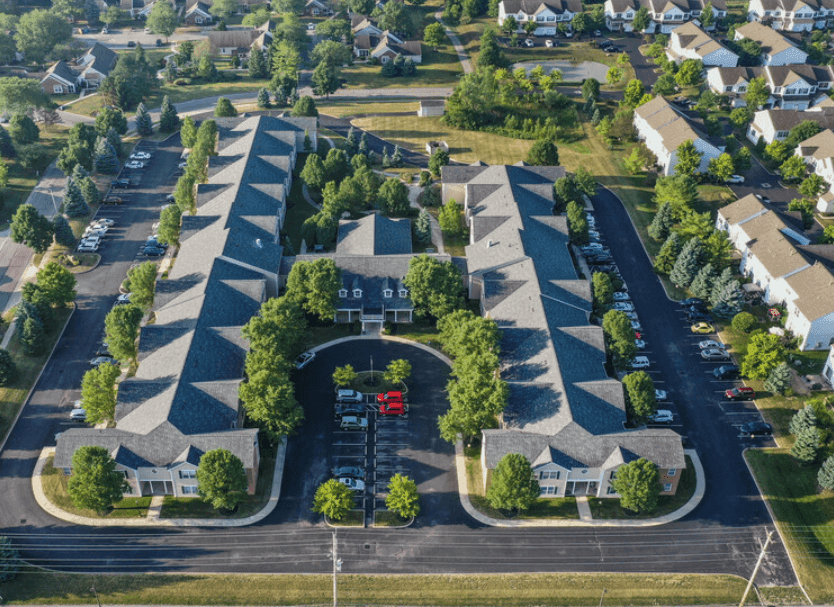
left=77, top=218, right=114, bottom=253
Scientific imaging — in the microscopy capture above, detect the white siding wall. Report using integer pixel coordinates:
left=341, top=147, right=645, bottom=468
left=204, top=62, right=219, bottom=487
left=766, top=46, right=809, bottom=66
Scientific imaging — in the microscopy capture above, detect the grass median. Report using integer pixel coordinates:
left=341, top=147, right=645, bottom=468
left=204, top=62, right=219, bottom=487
left=0, top=569, right=756, bottom=605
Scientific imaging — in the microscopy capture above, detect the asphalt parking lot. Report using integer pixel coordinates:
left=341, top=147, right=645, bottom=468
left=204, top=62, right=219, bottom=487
left=272, top=339, right=469, bottom=527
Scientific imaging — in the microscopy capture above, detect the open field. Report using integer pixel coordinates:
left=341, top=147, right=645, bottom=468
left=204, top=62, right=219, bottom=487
left=0, top=570, right=757, bottom=605
left=318, top=101, right=420, bottom=118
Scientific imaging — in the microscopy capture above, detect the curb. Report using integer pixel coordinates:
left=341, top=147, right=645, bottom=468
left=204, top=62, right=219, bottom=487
left=742, top=447, right=813, bottom=605
left=0, top=303, right=76, bottom=457
left=454, top=445, right=706, bottom=527
left=309, top=333, right=453, bottom=367
left=372, top=511, right=414, bottom=528
left=31, top=437, right=288, bottom=527
left=324, top=509, right=366, bottom=528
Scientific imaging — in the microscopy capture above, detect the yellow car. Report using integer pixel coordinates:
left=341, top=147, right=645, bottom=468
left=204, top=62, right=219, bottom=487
left=690, top=322, right=715, bottom=334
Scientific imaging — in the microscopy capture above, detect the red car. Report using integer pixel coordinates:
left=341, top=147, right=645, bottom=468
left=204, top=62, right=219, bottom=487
left=725, top=387, right=755, bottom=401
left=377, top=391, right=404, bottom=404
left=379, top=401, right=407, bottom=415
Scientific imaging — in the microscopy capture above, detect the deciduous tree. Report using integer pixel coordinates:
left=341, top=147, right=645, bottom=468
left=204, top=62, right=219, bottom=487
left=403, top=255, right=464, bottom=319
left=438, top=198, right=463, bottom=235
left=741, top=332, right=786, bottom=380
left=196, top=448, right=249, bottom=511
left=67, top=446, right=128, bottom=514
left=10, top=204, right=53, bottom=254
left=312, top=479, right=355, bottom=520
left=333, top=364, right=357, bottom=387
left=623, top=371, right=656, bottom=419
left=15, top=10, right=72, bottom=64
left=285, top=258, right=342, bottom=320
left=80, top=362, right=120, bottom=424
left=384, top=359, right=412, bottom=384
left=36, top=262, right=76, bottom=307
left=612, top=458, right=660, bottom=513
left=386, top=474, right=420, bottom=518
left=526, top=139, right=559, bottom=165
left=104, top=303, right=144, bottom=364
left=146, top=0, right=177, bottom=40
left=486, top=453, right=539, bottom=515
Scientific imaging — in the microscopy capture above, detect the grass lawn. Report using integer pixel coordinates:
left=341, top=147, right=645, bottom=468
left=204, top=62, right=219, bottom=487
left=159, top=445, right=276, bottom=518
left=746, top=448, right=834, bottom=603
left=352, top=114, right=534, bottom=167
left=41, top=457, right=152, bottom=518
left=318, top=101, right=420, bottom=118
left=304, top=323, right=354, bottom=350
left=0, top=307, right=73, bottom=447
left=0, top=569, right=754, bottom=605
left=386, top=319, right=442, bottom=348
left=587, top=455, right=697, bottom=519
left=374, top=509, right=411, bottom=526
left=464, top=443, right=579, bottom=520
left=422, top=204, right=468, bottom=256
left=341, top=45, right=463, bottom=89
left=327, top=509, right=364, bottom=526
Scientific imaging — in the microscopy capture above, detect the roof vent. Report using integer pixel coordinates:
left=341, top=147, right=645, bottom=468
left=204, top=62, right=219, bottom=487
left=255, top=238, right=263, bottom=249
left=486, top=240, right=493, bottom=248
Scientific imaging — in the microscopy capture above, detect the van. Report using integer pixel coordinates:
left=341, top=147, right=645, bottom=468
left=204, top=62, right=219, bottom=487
left=339, top=416, right=368, bottom=431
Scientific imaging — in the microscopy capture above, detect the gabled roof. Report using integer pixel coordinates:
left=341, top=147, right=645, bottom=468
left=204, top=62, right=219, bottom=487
left=796, top=128, right=834, bottom=161
left=80, top=42, right=118, bottom=77
left=373, top=33, right=421, bottom=58
left=735, top=21, right=803, bottom=58
left=718, top=193, right=768, bottom=224
left=208, top=30, right=263, bottom=51
left=185, top=1, right=212, bottom=16
left=336, top=214, right=412, bottom=256
left=634, top=96, right=718, bottom=152
left=42, top=60, right=77, bottom=85
left=499, top=0, right=584, bottom=14
left=670, top=21, right=735, bottom=60
left=757, top=108, right=834, bottom=133
left=785, top=262, right=834, bottom=322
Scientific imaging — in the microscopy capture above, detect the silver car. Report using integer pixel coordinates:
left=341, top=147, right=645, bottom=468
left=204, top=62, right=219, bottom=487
left=701, top=348, right=730, bottom=361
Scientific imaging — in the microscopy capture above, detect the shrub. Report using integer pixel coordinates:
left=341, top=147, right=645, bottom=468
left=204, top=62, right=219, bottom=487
left=731, top=311, right=756, bottom=333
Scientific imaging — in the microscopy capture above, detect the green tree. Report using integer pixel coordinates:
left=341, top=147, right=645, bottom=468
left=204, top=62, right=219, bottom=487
left=95, top=106, right=128, bottom=137
left=669, top=238, right=705, bottom=288
left=52, top=214, right=73, bottom=248
left=0, top=348, right=16, bottom=386
left=689, top=262, right=717, bottom=300
left=779, top=155, right=806, bottom=182
left=648, top=202, right=674, bottom=241
left=0, top=535, right=20, bottom=582
left=67, top=446, right=128, bottom=514
left=209, top=0, right=238, bottom=19
left=631, top=6, right=650, bottom=32
left=731, top=311, right=756, bottom=333
left=0, top=78, right=49, bottom=117
left=0, top=126, right=14, bottom=158
left=762, top=361, right=791, bottom=395
left=438, top=198, right=463, bottom=235
left=654, top=174, right=697, bottom=219
left=106, top=127, right=122, bottom=158
left=785, top=120, right=822, bottom=149
left=414, top=209, right=432, bottom=242
left=384, top=359, right=412, bottom=384
left=63, top=178, right=89, bottom=218
left=135, top=102, right=153, bottom=137
left=424, top=22, right=446, bottom=49
left=212, top=96, right=237, bottom=117
left=566, top=200, right=589, bottom=246
left=708, top=153, right=736, bottom=182
left=79, top=176, right=100, bottom=207
left=104, top=303, right=144, bottom=364
left=300, top=154, right=327, bottom=191
left=312, top=61, right=340, bottom=97
left=80, top=362, right=120, bottom=424
left=377, top=177, right=410, bottom=215
left=606, top=66, right=623, bottom=85
left=478, top=27, right=503, bottom=67
left=125, top=261, right=158, bottom=310
left=159, top=96, right=179, bottom=133
left=36, top=262, right=76, bottom=307
left=196, top=448, right=249, bottom=511
left=249, top=45, right=269, bottom=80
left=146, top=0, right=178, bottom=40
left=379, top=0, right=412, bottom=35
left=674, top=140, right=703, bottom=177
left=52, top=0, right=85, bottom=21
left=602, top=309, right=637, bottom=367
left=429, top=148, right=450, bottom=176
left=582, top=77, right=601, bottom=102
left=9, top=113, right=38, bottom=145
left=745, top=76, right=770, bottom=109
left=180, top=116, right=198, bottom=148
left=799, top=173, right=826, bottom=199
left=486, top=453, right=539, bottom=515
left=197, top=55, right=218, bottom=82
left=526, top=139, right=560, bottom=165
left=623, top=371, right=656, bottom=419
left=18, top=314, right=45, bottom=356
left=675, top=59, right=704, bottom=87
left=741, top=332, right=786, bottom=379
left=102, top=5, right=128, bottom=24
left=292, top=96, right=319, bottom=117
left=729, top=106, right=754, bottom=130
left=403, top=255, right=464, bottom=319
left=818, top=454, right=834, bottom=491
left=789, top=404, right=818, bottom=436
left=322, top=148, right=350, bottom=183
left=592, top=271, right=613, bottom=316
left=239, top=368, right=304, bottom=441
left=438, top=310, right=501, bottom=358
left=15, top=9, right=72, bottom=63
left=791, top=426, right=821, bottom=464
left=333, top=364, right=357, bottom=387
left=652, top=72, right=677, bottom=96
left=386, top=473, right=420, bottom=518
left=312, top=478, right=355, bottom=521
left=10, top=204, right=53, bottom=255
left=654, top=232, right=683, bottom=274
left=157, top=204, right=182, bottom=248
left=623, top=79, right=646, bottom=108
left=612, top=458, right=660, bottom=513
left=174, top=172, right=196, bottom=214
left=285, top=258, right=342, bottom=321
left=94, top=137, right=119, bottom=174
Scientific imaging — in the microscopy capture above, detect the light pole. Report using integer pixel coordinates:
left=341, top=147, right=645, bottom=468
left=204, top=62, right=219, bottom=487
left=48, top=187, right=59, bottom=216
left=91, top=586, right=102, bottom=607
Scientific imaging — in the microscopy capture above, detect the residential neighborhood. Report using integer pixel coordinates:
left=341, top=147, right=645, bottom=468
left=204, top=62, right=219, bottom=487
left=0, top=0, right=834, bottom=603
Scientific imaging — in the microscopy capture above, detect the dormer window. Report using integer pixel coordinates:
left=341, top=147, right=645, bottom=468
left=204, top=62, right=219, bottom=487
left=353, top=289, right=362, bottom=298
left=399, top=289, right=408, bottom=298
left=339, top=288, right=348, bottom=298
left=383, top=289, right=393, bottom=298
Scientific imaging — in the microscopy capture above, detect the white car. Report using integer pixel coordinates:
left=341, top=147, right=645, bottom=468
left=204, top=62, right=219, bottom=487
left=655, top=389, right=668, bottom=401
left=307, top=22, right=315, bottom=30
left=295, top=351, right=315, bottom=369
left=336, top=389, right=364, bottom=403
left=582, top=243, right=604, bottom=252
left=116, top=293, right=131, bottom=305
left=523, top=38, right=534, bottom=47
left=630, top=320, right=642, bottom=331
left=612, top=292, right=630, bottom=301
left=725, top=175, right=745, bottom=184
left=635, top=339, right=646, bottom=349
left=625, top=311, right=639, bottom=321
left=338, top=477, right=365, bottom=492
left=588, top=230, right=601, bottom=240
left=564, top=30, right=574, bottom=37
left=698, top=339, right=724, bottom=350
left=130, top=151, right=151, bottom=160
left=647, top=410, right=673, bottom=424
left=92, top=218, right=114, bottom=227
left=629, top=356, right=650, bottom=369
left=77, top=242, right=99, bottom=253
left=73, top=399, right=84, bottom=409
left=545, top=39, right=554, bottom=47
left=125, top=161, right=144, bottom=169
left=613, top=302, right=634, bottom=312
left=70, top=409, right=87, bottom=421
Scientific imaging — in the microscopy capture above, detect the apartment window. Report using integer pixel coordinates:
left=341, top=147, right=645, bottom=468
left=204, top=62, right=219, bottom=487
left=774, top=86, right=782, bottom=93
left=196, top=16, right=203, bottom=22
left=668, top=468, right=677, bottom=476
left=607, top=485, right=618, bottom=495
left=383, top=289, right=393, bottom=298
left=181, top=485, right=198, bottom=495
left=353, top=289, right=362, bottom=298
left=738, top=86, right=746, bottom=92
left=725, top=86, right=733, bottom=92
left=654, top=13, right=661, bottom=18
left=539, top=470, right=561, bottom=480
left=664, top=482, right=673, bottom=492
left=339, top=289, right=348, bottom=298
left=776, top=130, right=789, bottom=138
left=546, top=15, right=555, bottom=20
left=122, top=471, right=130, bottom=479
left=399, top=289, right=408, bottom=298
left=765, top=10, right=771, bottom=15
left=179, top=469, right=196, bottom=479
left=774, top=10, right=781, bottom=15
left=540, top=486, right=556, bottom=496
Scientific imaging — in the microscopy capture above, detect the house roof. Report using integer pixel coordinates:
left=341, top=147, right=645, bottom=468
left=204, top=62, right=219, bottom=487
left=78, top=42, right=118, bottom=77
left=208, top=30, right=263, bottom=51
left=739, top=209, right=811, bottom=278
left=373, top=34, right=421, bottom=58
left=634, top=96, right=717, bottom=153
left=185, top=1, right=212, bottom=15
left=796, top=128, right=834, bottom=161
left=757, top=108, right=834, bottom=134
left=54, top=115, right=315, bottom=472
left=336, top=214, right=412, bottom=256
left=499, top=0, right=584, bottom=14
left=785, top=262, right=834, bottom=322
left=670, top=21, right=734, bottom=60
left=765, top=64, right=834, bottom=88
left=718, top=193, right=768, bottom=224
left=735, top=21, right=803, bottom=58
left=42, top=60, right=77, bottom=85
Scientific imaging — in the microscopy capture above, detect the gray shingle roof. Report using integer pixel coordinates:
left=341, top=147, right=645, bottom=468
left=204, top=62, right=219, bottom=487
left=336, top=214, right=412, bottom=255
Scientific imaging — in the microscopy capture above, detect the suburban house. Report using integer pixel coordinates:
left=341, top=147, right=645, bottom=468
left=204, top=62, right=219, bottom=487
left=284, top=214, right=455, bottom=333
left=40, top=42, right=118, bottom=95
left=351, top=15, right=384, bottom=38
left=350, top=17, right=422, bottom=62
left=53, top=115, right=317, bottom=498
left=183, top=1, right=214, bottom=25
left=747, top=0, right=834, bottom=31
left=184, top=0, right=268, bottom=14
left=733, top=21, right=809, bottom=65
left=207, top=23, right=273, bottom=56
left=633, top=96, right=724, bottom=175
left=716, top=194, right=834, bottom=350
left=746, top=106, right=834, bottom=144
left=666, top=22, right=739, bottom=66
left=441, top=163, right=686, bottom=499
left=707, top=64, right=834, bottom=109
left=305, top=0, right=333, bottom=14
left=794, top=129, right=834, bottom=211
left=496, top=0, right=584, bottom=35
left=604, top=0, right=727, bottom=33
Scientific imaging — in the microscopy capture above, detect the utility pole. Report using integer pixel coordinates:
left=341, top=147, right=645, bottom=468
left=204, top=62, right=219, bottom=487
left=739, top=530, right=774, bottom=607
left=598, top=588, right=606, bottom=607
left=90, top=586, right=102, bottom=607
left=331, top=530, right=341, bottom=607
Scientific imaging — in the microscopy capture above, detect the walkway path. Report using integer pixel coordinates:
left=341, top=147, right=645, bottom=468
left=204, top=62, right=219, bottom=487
left=576, top=497, right=592, bottom=521
left=435, top=11, right=473, bottom=74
